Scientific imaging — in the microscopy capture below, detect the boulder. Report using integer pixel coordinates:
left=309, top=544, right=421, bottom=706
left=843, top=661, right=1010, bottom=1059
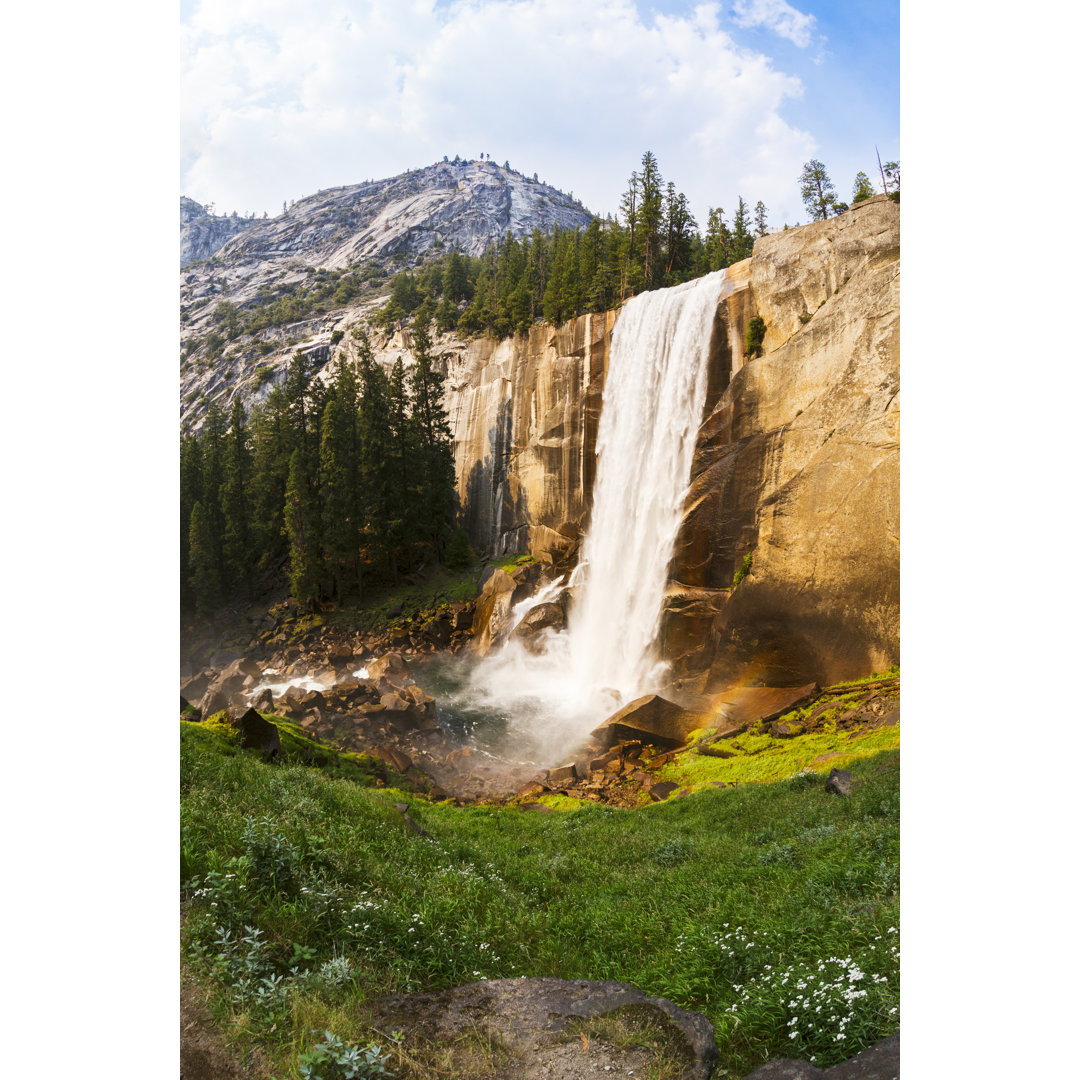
left=368, top=977, right=717, bottom=1080
left=825, top=768, right=853, bottom=797
left=591, top=695, right=708, bottom=751
left=510, top=601, right=565, bottom=653
left=649, top=781, right=680, bottom=802
left=231, top=708, right=280, bottom=761
left=179, top=671, right=210, bottom=704
left=367, top=652, right=411, bottom=685
left=471, top=568, right=520, bottom=656
left=249, top=687, right=274, bottom=714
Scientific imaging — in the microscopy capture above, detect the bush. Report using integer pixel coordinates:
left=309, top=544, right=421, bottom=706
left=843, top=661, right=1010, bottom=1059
left=299, top=1032, right=394, bottom=1080
left=732, top=549, right=753, bottom=588
left=744, top=317, right=766, bottom=358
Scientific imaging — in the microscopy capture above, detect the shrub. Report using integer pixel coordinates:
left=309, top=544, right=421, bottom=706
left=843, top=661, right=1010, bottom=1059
left=299, top=1032, right=394, bottom=1080
left=744, top=317, right=766, bottom=358
left=732, top=549, right=753, bottom=588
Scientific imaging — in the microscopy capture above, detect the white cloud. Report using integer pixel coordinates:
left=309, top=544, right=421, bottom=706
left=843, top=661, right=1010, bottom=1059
left=181, top=0, right=818, bottom=226
left=731, top=0, right=816, bottom=48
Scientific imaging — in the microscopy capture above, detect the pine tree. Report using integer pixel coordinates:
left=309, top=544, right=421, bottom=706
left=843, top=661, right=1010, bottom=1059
left=852, top=172, right=875, bottom=204
left=799, top=160, right=838, bottom=221
left=409, top=315, right=456, bottom=560
left=638, top=151, right=664, bottom=289
left=754, top=200, right=769, bottom=237
left=188, top=500, right=222, bottom=617
left=319, top=360, right=360, bottom=599
left=284, top=447, right=321, bottom=610
left=731, top=197, right=753, bottom=262
left=618, top=171, right=641, bottom=299
left=704, top=208, right=730, bottom=271
left=221, top=397, right=253, bottom=598
left=663, top=183, right=697, bottom=282
left=356, top=327, right=395, bottom=580
left=249, top=386, right=293, bottom=572
left=180, top=434, right=203, bottom=611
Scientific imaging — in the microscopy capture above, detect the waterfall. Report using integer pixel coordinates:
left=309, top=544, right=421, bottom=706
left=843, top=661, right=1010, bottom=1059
left=435, top=269, right=731, bottom=761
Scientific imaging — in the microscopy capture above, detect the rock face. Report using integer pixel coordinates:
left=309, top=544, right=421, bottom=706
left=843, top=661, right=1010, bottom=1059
left=180, top=160, right=593, bottom=431
left=447, top=311, right=613, bottom=556
left=180, top=197, right=258, bottom=267
left=666, top=195, right=900, bottom=690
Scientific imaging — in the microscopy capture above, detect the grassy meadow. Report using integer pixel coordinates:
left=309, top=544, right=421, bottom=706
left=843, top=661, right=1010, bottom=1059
left=180, top=712, right=899, bottom=1078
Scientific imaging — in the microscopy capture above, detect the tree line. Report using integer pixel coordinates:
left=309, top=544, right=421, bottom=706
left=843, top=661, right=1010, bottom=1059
left=375, top=151, right=770, bottom=340
left=181, top=323, right=466, bottom=617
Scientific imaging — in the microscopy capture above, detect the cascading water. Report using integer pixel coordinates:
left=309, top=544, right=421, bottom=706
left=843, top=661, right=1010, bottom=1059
left=427, top=269, right=732, bottom=762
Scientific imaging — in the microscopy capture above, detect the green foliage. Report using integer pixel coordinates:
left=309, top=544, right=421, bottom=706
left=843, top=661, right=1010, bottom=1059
left=799, top=160, right=838, bottom=221
left=744, top=318, right=766, bottom=360
left=182, top=727, right=898, bottom=1077
left=733, top=548, right=754, bottom=587
left=851, top=172, right=876, bottom=204
left=299, top=1032, right=394, bottom=1080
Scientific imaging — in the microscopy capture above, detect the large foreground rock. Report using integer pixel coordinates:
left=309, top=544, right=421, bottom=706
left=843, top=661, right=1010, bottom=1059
left=591, top=694, right=707, bottom=750
left=368, top=977, right=717, bottom=1080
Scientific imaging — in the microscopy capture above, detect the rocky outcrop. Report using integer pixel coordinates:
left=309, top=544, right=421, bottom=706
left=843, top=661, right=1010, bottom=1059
left=180, top=197, right=258, bottom=267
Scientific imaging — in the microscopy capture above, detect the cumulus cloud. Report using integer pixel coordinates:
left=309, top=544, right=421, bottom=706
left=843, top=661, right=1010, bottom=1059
left=731, top=0, right=816, bottom=48
left=181, top=0, right=818, bottom=225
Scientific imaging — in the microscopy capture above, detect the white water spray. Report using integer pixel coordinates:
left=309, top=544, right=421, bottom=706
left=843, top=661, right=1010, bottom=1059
left=438, top=270, right=732, bottom=760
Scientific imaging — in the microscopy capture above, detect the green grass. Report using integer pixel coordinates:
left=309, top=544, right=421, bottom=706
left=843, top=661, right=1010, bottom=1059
left=181, top=723, right=898, bottom=1078
left=320, top=564, right=483, bottom=637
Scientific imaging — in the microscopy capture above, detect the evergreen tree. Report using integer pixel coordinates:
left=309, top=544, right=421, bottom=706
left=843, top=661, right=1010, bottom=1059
left=731, top=197, right=754, bottom=262
left=852, top=171, right=875, bottom=204
left=188, top=500, right=222, bottom=617
left=284, top=447, right=321, bottom=610
left=618, top=170, right=641, bottom=299
left=249, top=386, right=293, bottom=572
left=409, top=316, right=456, bottom=560
left=704, top=208, right=730, bottom=271
left=638, top=151, right=665, bottom=289
left=180, top=434, right=203, bottom=611
left=221, top=397, right=253, bottom=598
left=663, top=183, right=697, bottom=282
left=356, top=328, right=396, bottom=581
left=799, top=160, right=838, bottom=221
left=319, top=360, right=360, bottom=599
left=754, top=200, right=769, bottom=237
left=199, top=403, right=228, bottom=591
left=385, top=355, right=413, bottom=579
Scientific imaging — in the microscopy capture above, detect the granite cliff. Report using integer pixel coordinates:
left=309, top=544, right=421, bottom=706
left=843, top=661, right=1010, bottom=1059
left=446, top=196, right=899, bottom=688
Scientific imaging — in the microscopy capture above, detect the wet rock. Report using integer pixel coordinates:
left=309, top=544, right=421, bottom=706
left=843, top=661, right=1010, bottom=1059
left=546, top=764, right=577, bottom=786
left=825, top=768, right=853, bottom=797
left=510, top=602, right=565, bottom=653
left=367, top=652, right=411, bottom=685
left=520, top=801, right=552, bottom=812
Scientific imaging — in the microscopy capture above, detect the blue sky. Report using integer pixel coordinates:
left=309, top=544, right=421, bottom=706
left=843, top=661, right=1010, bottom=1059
left=181, top=1, right=898, bottom=230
